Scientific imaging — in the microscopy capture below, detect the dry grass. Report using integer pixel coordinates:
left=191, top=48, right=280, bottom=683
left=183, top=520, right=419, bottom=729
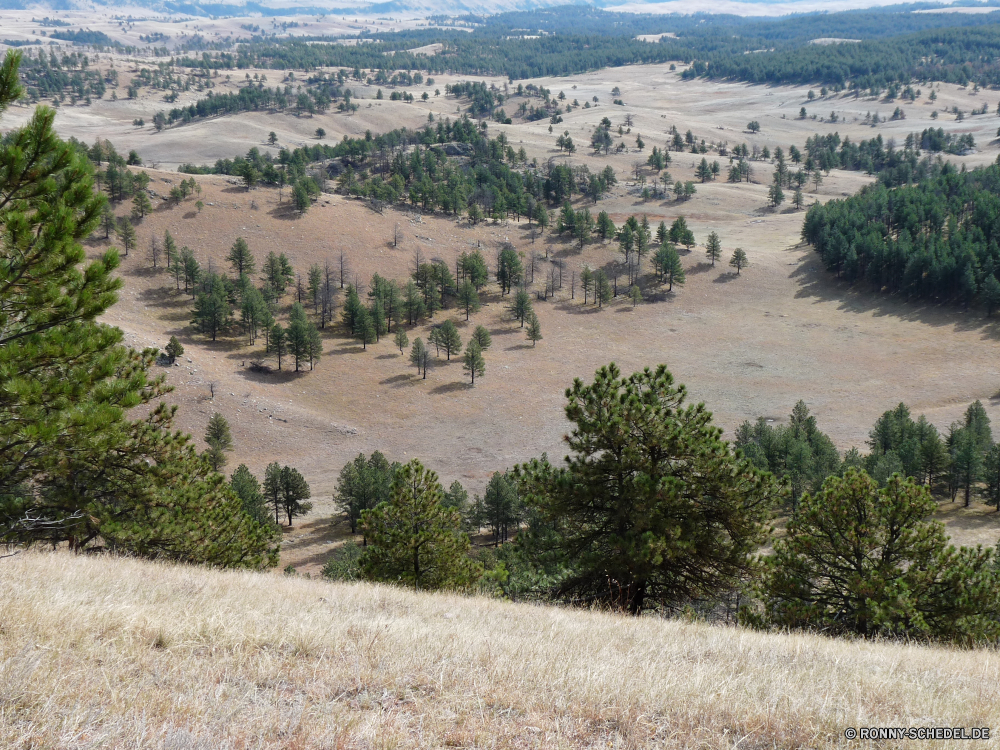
left=2, top=550, right=999, bottom=749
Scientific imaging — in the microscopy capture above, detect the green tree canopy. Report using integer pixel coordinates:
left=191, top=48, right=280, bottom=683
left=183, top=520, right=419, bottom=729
left=514, top=363, right=780, bottom=614
left=360, top=459, right=482, bottom=591
left=760, top=469, right=1000, bottom=643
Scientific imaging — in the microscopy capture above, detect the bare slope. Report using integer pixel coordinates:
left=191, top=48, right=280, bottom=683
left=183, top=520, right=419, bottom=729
left=2, top=550, right=998, bottom=749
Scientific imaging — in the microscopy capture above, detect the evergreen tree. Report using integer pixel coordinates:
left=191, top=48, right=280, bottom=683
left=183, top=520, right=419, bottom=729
left=496, top=245, right=523, bottom=296
left=230, top=464, right=270, bottom=527
left=514, top=363, right=779, bottom=613
left=730, top=248, right=748, bottom=275
left=525, top=311, right=542, bottom=345
left=463, top=339, right=486, bottom=384
left=355, top=307, right=377, bottom=350
left=457, top=280, right=480, bottom=320
left=226, top=237, right=255, bottom=277
left=131, top=190, right=152, bottom=220
left=269, top=324, right=287, bottom=369
left=593, top=269, right=613, bottom=308
left=705, top=231, right=722, bottom=266
left=438, top=319, right=462, bottom=360
left=472, top=324, right=492, bottom=351
left=335, top=452, right=396, bottom=535
left=164, top=230, right=177, bottom=269
left=205, top=411, right=233, bottom=456
left=477, top=472, right=520, bottom=546
left=668, top=216, right=693, bottom=248
left=263, top=461, right=283, bottom=526
left=360, top=460, right=482, bottom=591
left=164, top=335, right=184, bottom=363
left=280, top=466, right=312, bottom=527
left=192, top=287, right=231, bottom=341
left=983, top=275, right=1000, bottom=316
left=394, top=327, right=409, bottom=354
left=410, top=337, right=429, bottom=378
left=511, top=287, right=533, bottom=326
left=308, top=264, right=323, bottom=313
left=760, top=470, right=1000, bottom=642
left=115, top=217, right=137, bottom=256
left=658, top=244, right=685, bottom=291
left=628, top=285, right=643, bottom=308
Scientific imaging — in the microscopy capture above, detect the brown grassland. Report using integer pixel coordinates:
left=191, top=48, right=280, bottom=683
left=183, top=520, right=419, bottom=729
left=3, top=550, right=1000, bottom=749
left=8, top=57, right=996, bottom=571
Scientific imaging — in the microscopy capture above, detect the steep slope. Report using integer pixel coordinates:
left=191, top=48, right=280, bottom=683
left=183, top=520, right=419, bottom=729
left=1, top=550, right=998, bottom=748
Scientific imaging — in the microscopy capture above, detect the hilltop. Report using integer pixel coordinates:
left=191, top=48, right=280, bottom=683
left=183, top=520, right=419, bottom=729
left=1, top=550, right=998, bottom=748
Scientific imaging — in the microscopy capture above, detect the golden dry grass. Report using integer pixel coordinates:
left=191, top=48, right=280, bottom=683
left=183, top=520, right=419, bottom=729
left=2, top=550, right=999, bottom=749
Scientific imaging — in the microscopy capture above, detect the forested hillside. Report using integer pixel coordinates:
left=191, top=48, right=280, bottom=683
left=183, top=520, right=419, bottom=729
left=803, top=160, right=1000, bottom=309
left=162, top=6, right=1000, bottom=89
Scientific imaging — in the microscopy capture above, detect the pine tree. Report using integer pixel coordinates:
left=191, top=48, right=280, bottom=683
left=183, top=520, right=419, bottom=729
left=705, top=231, right=722, bottom=266
left=514, top=363, right=779, bottom=613
left=761, top=470, right=1000, bottom=642
left=308, top=264, right=323, bottom=313
left=410, top=337, right=428, bottom=378
left=983, top=275, right=1000, bottom=316
left=164, top=230, right=177, bottom=269
left=335, top=452, right=396, bottom=535
left=192, top=287, right=231, bottom=342
left=115, top=217, right=137, bottom=256
left=205, top=412, right=233, bottom=452
left=227, top=237, right=255, bottom=277
left=629, top=285, right=643, bottom=308
left=165, top=335, right=184, bottom=363
left=360, top=460, right=482, bottom=590
left=463, top=339, right=486, bottom=384
left=231, top=464, right=270, bottom=527
left=280, top=466, right=313, bottom=527
left=269, top=324, right=287, bottom=369
left=0, top=49, right=279, bottom=568
left=476, top=472, right=520, bottom=546
left=394, top=327, right=409, bottom=354
left=730, top=248, right=748, bottom=275
left=593, top=270, right=612, bottom=308
left=438, top=319, right=462, bottom=360
left=263, top=461, right=283, bottom=525
left=457, top=280, right=480, bottom=320
left=131, top=190, right=152, bottom=220
left=472, top=324, right=492, bottom=351
left=525, top=311, right=542, bottom=345
left=511, top=287, right=533, bottom=326
left=355, top=308, right=376, bottom=350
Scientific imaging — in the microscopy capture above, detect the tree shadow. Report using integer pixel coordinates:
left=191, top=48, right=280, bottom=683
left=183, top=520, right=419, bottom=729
left=332, top=344, right=366, bottom=355
left=687, top=262, right=715, bottom=275
left=430, top=381, right=473, bottom=394
left=183, top=211, right=197, bottom=220
left=714, top=273, right=740, bottom=283
left=376, top=353, right=399, bottom=360
left=555, top=301, right=604, bottom=315
left=791, top=243, right=1000, bottom=342
left=505, top=343, right=533, bottom=350
left=236, top=368, right=303, bottom=384
left=380, top=373, right=414, bottom=386
left=268, top=203, right=301, bottom=222
left=221, top=186, right=249, bottom=194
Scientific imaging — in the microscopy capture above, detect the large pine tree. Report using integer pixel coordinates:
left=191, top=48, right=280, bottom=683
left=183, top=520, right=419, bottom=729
left=0, top=50, right=278, bottom=568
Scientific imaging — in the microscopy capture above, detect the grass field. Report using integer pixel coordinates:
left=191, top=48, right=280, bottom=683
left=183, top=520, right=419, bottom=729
left=2, top=550, right=999, bottom=749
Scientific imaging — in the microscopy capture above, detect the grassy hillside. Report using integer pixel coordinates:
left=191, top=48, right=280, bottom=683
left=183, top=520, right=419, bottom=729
left=1, top=551, right=997, bottom=748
